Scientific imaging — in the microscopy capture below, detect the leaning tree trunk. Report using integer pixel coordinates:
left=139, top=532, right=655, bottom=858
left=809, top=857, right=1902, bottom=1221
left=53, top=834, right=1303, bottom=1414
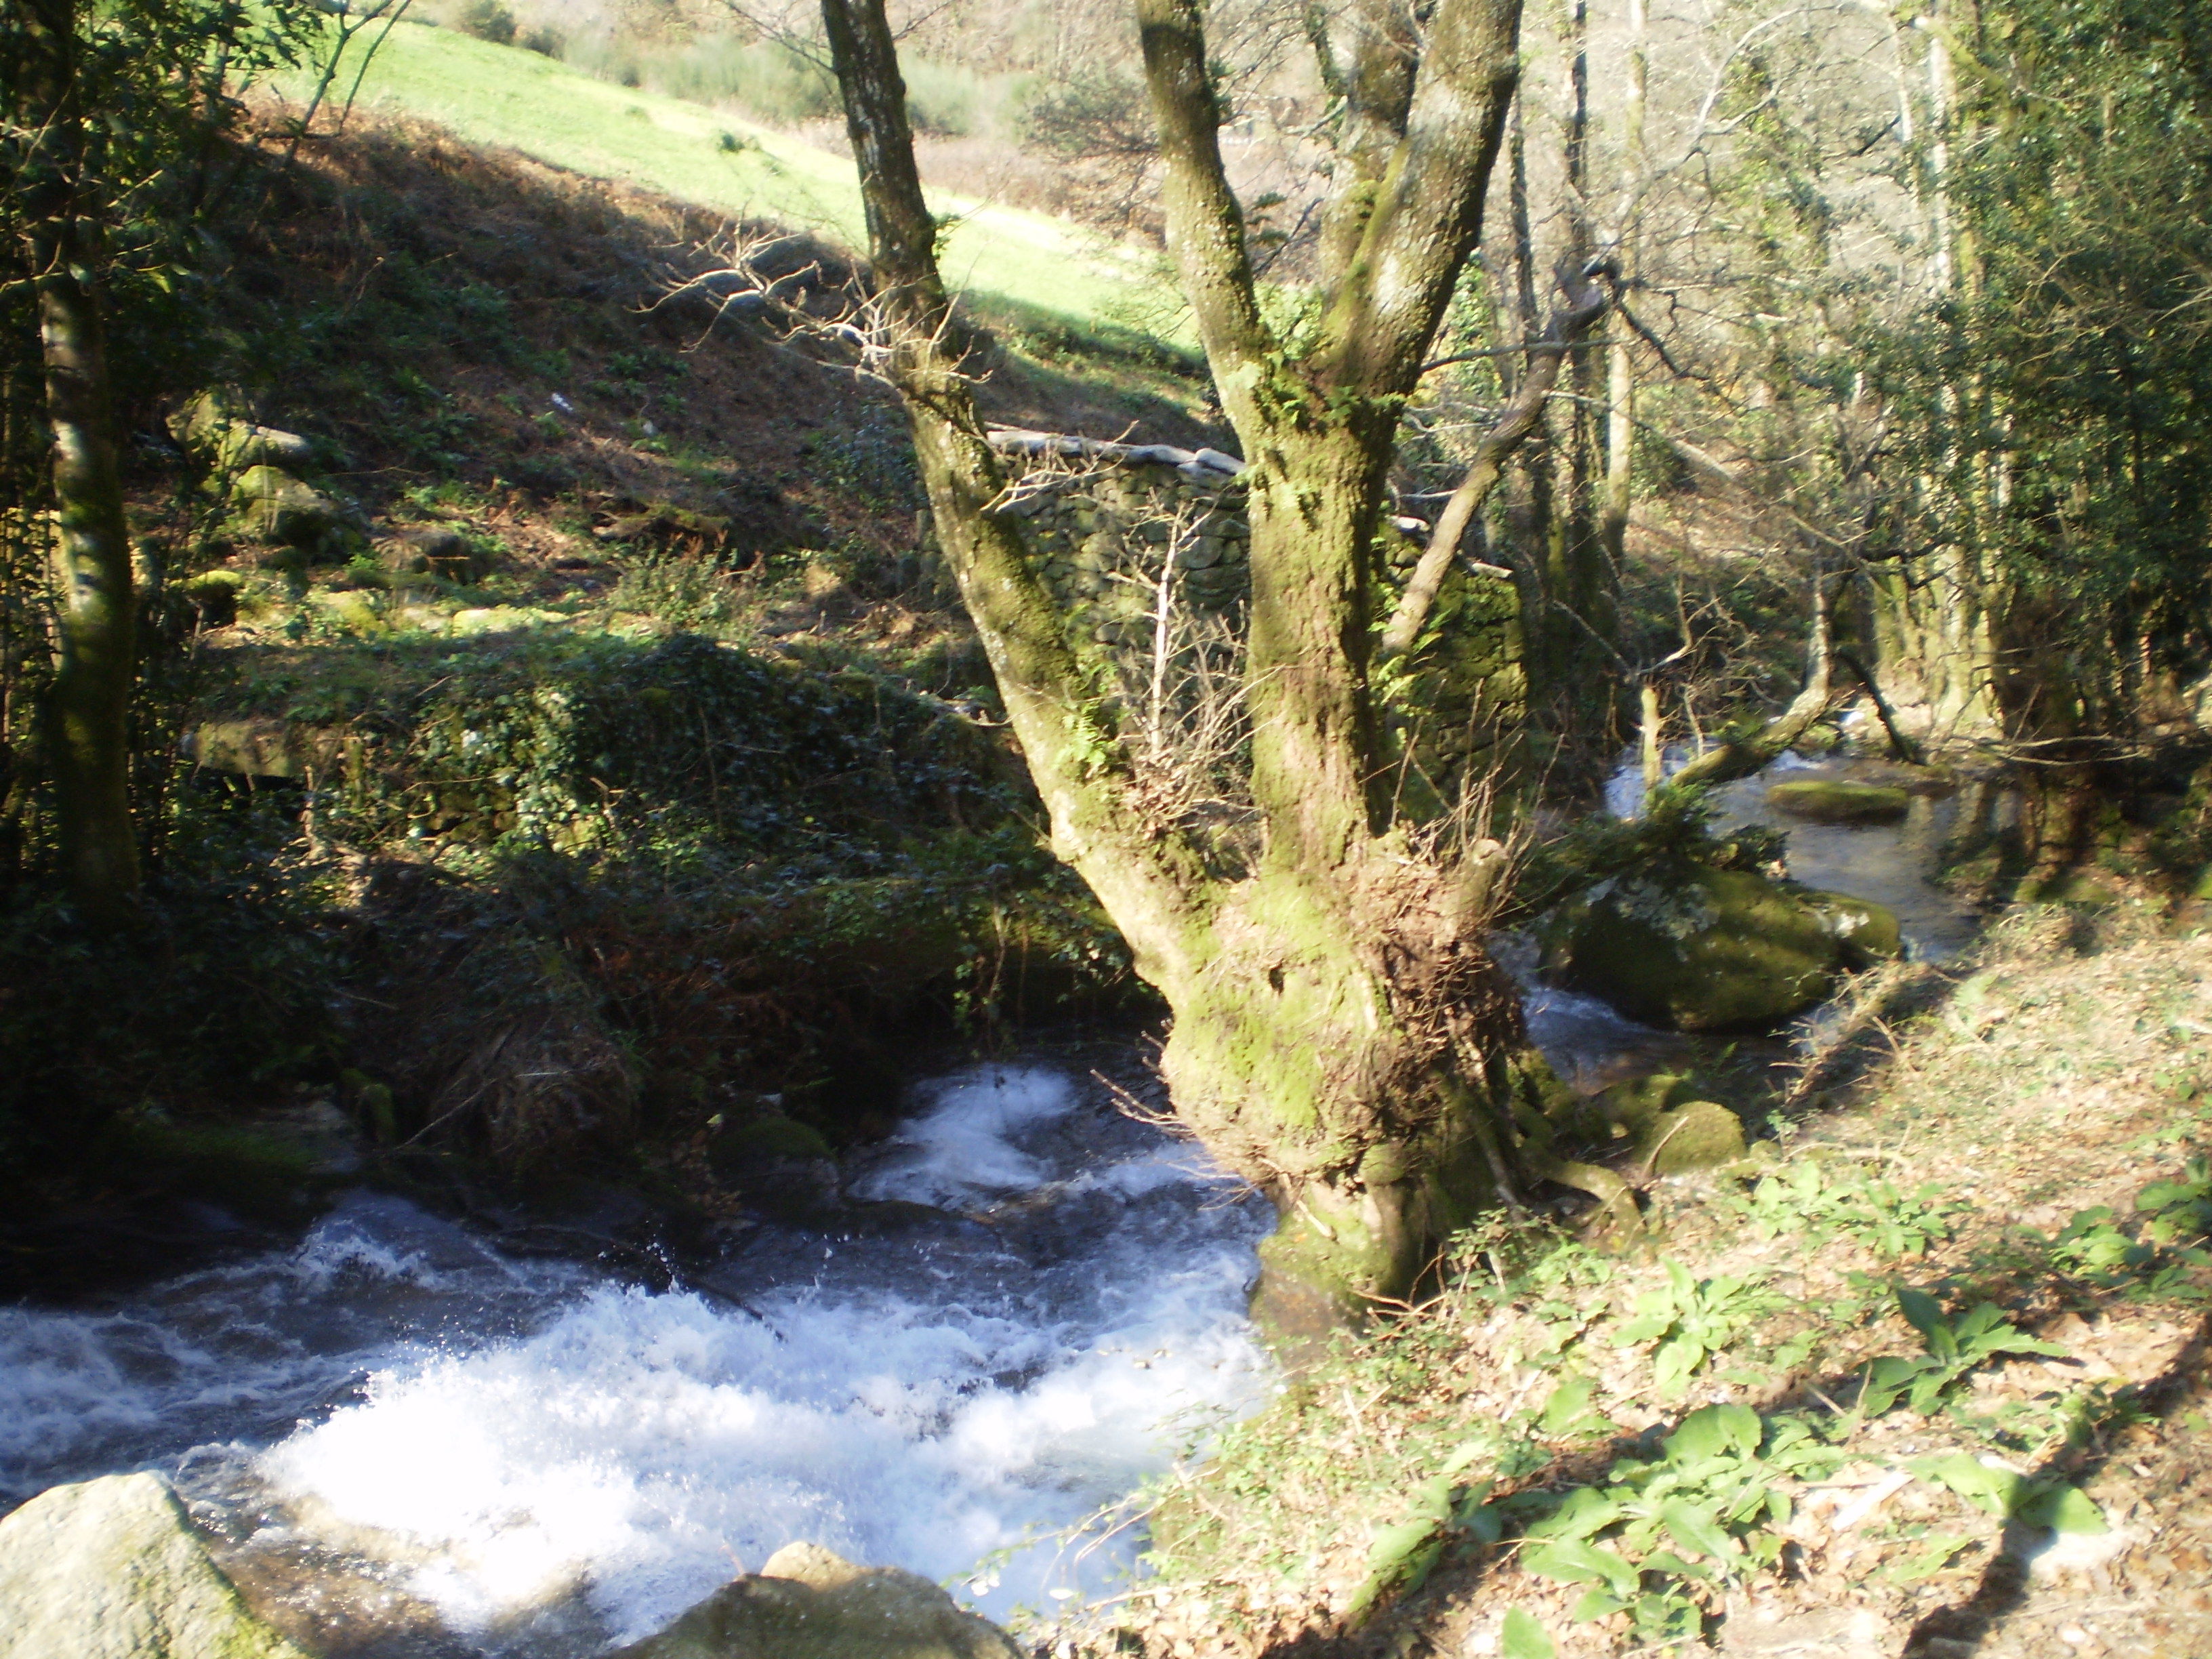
left=9, top=0, right=141, bottom=915
left=820, top=0, right=1609, bottom=1330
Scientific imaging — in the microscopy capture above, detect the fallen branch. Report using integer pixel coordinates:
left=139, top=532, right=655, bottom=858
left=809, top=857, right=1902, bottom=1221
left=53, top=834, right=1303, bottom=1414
left=1380, top=256, right=1615, bottom=659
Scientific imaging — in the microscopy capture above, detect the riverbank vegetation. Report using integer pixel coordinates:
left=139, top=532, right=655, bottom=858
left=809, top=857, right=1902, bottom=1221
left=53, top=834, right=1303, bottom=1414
left=1105, top=906, right=2211, bottom=1656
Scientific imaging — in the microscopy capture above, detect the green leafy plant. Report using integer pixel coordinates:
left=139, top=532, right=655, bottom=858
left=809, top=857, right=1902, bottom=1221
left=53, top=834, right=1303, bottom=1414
left=2137, top=1157, right=2212, bottom=1248
left=1519, top=1404, right=1848, bottom=1644
left=1616, top=1262, right=1782, bottom=1398
left=1857, top=1288, right=2069, bottom=1416
left=1909, top=1452, right=2107, bottom=1536
left=1728, top=1158, right=1967, bottom=1258
left=1500, top=1606, right=1555, bottom=1658
left=1346, top=1475, right=1504, bottom=1621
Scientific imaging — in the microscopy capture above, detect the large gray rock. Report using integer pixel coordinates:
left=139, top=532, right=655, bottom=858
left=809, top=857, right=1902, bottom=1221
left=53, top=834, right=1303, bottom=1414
left=1544, top=861, right=1901, bottom=1031
left=230, top=466, right=337, bottom=550
left=1765, top=779, right=1910, bottom=824
left=0, top=1473, right=310, bottom=1659
left=376, top=525, right=481, bottom=580
left=612, top=1540, right=1022, bottom=1659
left=169, top=391, right=316, bottom=472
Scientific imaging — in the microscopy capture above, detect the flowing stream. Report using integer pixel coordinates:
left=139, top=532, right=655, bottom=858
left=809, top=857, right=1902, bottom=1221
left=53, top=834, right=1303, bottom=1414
left=0, top=1067, right=1273, bottom=1655
left=0, top=751, right=1982, bottom=1654
left=1518, top=750, right=1987, bottom=1090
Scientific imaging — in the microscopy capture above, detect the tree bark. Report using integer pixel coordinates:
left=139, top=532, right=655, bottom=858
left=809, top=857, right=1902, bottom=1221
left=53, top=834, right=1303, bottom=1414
left=10, top=0, right=141, bottom=916
left=823, top=0, right=1583, bottom=1328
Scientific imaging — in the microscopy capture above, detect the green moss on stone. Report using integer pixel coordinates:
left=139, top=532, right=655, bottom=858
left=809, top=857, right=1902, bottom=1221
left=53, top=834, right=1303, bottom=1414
left=1765, top=779, right=1912, bottom=824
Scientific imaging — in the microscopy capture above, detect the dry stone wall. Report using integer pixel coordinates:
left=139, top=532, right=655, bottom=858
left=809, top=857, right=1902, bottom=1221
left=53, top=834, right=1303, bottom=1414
left=977, top=430, right=1530, bottom=800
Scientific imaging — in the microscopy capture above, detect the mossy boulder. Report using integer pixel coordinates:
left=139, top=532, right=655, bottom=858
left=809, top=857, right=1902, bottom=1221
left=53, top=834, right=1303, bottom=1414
left=1803, top=888, right=1904, bottom=968
left=186, top=718, right=345, bottom=780
left=169, top=390, right=315, bottom=472
left=1596, top=1071, right=1699, bottom=1136
left=708, top=1113, right=839, bottom=1216
left=611, top=1540, right=1021, bottom=1659
left=1766, top=779, right=1911, bottom=824
left=0, top=1473, right=311, bottom=1659
left=1633, top=1099, right=1748, bottom=1176
left=181, top=570, right=244, bottom=627
left=377, top=524, right=483, bottom=579
left=1545, top=861, right=1900, bottom=1031
left=230, top=466, right=337, bottom=550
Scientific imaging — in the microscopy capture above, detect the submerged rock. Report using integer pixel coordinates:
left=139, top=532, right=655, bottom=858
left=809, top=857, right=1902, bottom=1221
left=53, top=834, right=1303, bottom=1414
left=612, top=1540, right=1022, bottom=1659
left=0, top=1473, right=310, bottom=1659
left=1545, top=861, right=1901, bottom=1031
left=1766, top=779, right=1911, bottom=824
left=709, top=1114, right=840, bottom=1217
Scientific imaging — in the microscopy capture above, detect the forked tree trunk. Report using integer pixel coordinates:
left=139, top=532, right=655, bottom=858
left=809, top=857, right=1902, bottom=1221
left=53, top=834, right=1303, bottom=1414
left=9, top=0, right=141, bottom=915
left=820, top=0, right=1607, bottom=1330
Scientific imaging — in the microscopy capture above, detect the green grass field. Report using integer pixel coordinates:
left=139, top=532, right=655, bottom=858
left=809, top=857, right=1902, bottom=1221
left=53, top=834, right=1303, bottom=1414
left=283, top=20, right=1192, bottom=352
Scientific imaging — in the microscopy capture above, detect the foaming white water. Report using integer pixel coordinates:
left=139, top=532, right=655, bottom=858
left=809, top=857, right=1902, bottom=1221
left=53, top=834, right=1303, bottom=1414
left=848, top=1068, right=1080, bottom=1205
left=0, top=1193, right=579, bottom=1506
left=1, top=1064, right=1271, bottom=1652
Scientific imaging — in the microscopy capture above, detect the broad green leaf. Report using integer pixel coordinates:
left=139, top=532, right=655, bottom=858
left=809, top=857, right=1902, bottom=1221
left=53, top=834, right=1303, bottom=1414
left=1403, top=1474, right=1456, bottom=1523
left=1883, top=1533, right=1975, bottom=1584
left=1345, top=1525, right=1443, bottom=1622
left=1439, top=1439, right=1492, bottom=1477
left=1540, top=1377, right=1596, bottom=1437
left=2018, top=1481, right=2109, bottom=1536
left=1458, top=1500, right=1505, bottom=1546
left=1569, top=1587, right=1626, bottom=1623
left=1501, top=1607, right=1556, bottom=1659
left=1896, top=1285, right=1945, bottom=1338
left=1664, top=1403, right=1763, bottom=1464
left=1858, top=1354, right=1925, bottom=1416
left=1525, top=1483, right=1624, bottom=1542
left=1652, top=1340, right=1699, bottom=1395
left=1524, top=1538, right=1642, bottom=1598
left=1660, top=1499, right=1740, bottom=1563
left=1618, top=1311, right=1675, bottom=1345
left=1912, top=1453, right=2026, bottom=1517
left=1907, top=1367, right=1956, bottom=1415
left=1954, top=1303, right=2069, bottom=1361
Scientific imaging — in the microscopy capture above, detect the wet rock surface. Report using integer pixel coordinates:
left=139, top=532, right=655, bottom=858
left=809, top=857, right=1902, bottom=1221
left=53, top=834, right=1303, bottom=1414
left=611, top=1542, right=1021, bottom=1659
left=1767, top=778, right=1913, bottom=824
left=1544, top=860, right=1903, bottom=1031
left=0, top=1473, right=310, bottom=1659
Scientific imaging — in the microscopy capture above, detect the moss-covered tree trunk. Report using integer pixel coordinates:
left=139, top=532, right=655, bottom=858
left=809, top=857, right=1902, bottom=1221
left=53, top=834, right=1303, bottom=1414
left=7, top=0, right=141, bottom=914
left=821, top=0, right=1590, bottom=1327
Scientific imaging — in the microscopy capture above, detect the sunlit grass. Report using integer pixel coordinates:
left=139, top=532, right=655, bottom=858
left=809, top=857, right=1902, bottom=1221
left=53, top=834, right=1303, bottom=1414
left=276, top=21, right=1193, bottom=352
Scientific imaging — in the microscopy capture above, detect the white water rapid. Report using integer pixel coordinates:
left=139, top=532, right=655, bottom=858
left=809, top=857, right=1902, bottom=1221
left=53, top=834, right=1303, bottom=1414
left=0, top=1065, right=1275, bottom=1654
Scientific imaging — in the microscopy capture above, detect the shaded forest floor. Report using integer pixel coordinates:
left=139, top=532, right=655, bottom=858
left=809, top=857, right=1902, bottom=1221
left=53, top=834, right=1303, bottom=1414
left=1086, top=905, right=2212, bottom=1659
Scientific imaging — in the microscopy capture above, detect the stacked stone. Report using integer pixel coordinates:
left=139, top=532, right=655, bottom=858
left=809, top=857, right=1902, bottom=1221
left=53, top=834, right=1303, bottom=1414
left=987, top=434, right=1245, bottom=630
left=995, top=457, right=1251, bottom=650
left=978, top=428, right=1528, bottom=796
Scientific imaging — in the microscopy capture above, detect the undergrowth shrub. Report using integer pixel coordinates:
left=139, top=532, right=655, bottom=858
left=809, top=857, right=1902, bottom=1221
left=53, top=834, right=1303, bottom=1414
left=0, top=804, right=344, bottom=1186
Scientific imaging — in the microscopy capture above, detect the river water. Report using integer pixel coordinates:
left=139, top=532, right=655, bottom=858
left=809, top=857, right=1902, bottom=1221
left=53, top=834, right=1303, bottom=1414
left=0, top=752, right=1975, bottom=1653
left=0, top=1067, right=1273, bottom=1653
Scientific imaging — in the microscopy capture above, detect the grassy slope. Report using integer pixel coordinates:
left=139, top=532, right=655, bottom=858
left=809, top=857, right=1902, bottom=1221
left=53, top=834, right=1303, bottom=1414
left=1102, top=908, right=2212, bottom=1658
left=286, top=21, right=1194, bottom=351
